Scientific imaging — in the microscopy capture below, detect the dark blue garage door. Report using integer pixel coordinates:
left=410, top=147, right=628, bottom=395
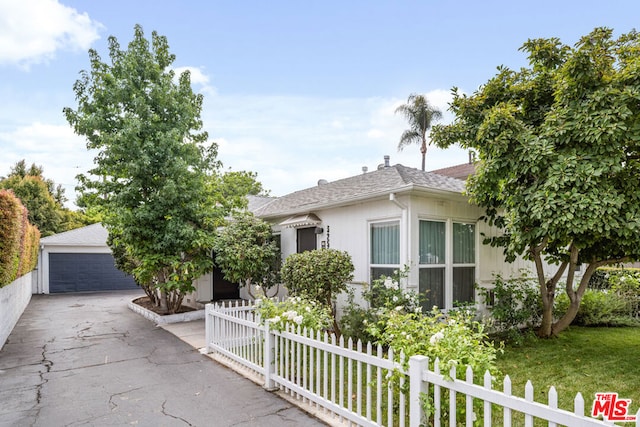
left=49, top=253, right=138, bottom=293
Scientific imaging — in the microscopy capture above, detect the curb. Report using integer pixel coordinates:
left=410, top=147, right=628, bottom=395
left=127, top=300, right=205, bottom=325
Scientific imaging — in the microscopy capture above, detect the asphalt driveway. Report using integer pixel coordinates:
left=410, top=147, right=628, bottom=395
left=0, top=291, right=326, bottom=426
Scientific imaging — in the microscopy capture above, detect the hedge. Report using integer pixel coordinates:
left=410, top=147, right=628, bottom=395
left=0, top=190, right=40, bottom=287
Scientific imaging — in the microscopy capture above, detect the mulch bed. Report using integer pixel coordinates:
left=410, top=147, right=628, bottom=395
left=132, top=296, right=196, bottom=315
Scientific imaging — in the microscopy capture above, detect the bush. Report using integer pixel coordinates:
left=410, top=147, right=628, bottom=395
left=255, top=296, right=333, bottom=332
left=478, top=271, right=541, bottom=344
left=554, top=288, right=635, bottom=326
left=340, top=267, right=421, bottom=343
left=0, top=190, right=37, bottom=286
left=281, top=249, right=354, bottom=334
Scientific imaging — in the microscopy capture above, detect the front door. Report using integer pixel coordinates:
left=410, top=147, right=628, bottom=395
left=297, top=227, right=316, bottom=253
left=212, top=252, right=239, bottom=300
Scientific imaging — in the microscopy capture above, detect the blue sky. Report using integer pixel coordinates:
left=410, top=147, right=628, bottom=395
left=1, top=1, right=639, bottom=207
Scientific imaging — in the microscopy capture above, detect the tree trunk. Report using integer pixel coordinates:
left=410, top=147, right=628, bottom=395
left=327, top=294, right=341, bottom=337
left=420, top=142, right=427, bottom=171
left=159, top=290, right=168, bottom=314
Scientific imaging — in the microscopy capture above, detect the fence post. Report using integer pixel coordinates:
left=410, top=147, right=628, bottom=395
left=409, top=355, right=429, bottom=427
left=263, top=320, right=277, bottom=391
left=205, top=303, right=213, bottom=353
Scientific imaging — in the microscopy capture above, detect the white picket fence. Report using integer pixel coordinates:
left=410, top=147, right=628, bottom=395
left=205, top=301, right=639, bottom=427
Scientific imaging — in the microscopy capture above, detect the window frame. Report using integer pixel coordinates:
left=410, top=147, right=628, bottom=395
left=369, top=219, right=401, bottom=282
left=418, top=218, right=477, bottom=310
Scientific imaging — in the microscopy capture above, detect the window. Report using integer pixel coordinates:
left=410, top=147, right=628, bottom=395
left=419, top=220, right=476, bottom=310
left=370, top=221, right=399, bottom=280
left=453, top=222, right=475, bottom=306
left=419, top=220, right=445, bottom=309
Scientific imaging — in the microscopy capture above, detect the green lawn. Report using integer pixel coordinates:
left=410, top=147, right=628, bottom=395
left=495, top=326, right=640, bottom=418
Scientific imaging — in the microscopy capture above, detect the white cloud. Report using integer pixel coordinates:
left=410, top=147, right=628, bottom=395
left=0, top=0, right=102, bottom=67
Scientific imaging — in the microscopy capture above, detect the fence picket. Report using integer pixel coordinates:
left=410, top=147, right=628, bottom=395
left=525, top=380, right=534, bottom=427
left=484, top=370, right=492, bottom=426
left=548, top=386, right=558, bottom=427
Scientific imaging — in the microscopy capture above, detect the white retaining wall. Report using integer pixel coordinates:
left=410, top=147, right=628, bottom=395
left=0, top=272, right=32, bottom=350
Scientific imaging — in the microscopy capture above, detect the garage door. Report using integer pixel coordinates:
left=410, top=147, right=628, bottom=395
left=49, top=253, right=138, bottom=293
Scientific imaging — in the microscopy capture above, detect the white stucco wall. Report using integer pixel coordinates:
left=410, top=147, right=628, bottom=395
left=0, top=272, right=32, bottom=350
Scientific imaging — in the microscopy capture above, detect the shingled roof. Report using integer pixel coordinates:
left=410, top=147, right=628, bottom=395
left=40, top=223, right=108, bottom=247
left=253, top=164, right=466, bottom=218
left=430, top=162, right=476, bottom=181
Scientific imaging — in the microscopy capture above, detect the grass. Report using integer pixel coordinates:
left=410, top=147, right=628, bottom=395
left=495, top=326, right=640, bottom=418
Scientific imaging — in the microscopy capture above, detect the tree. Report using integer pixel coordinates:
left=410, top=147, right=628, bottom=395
left=395, top=93, right=443, bottom=171
left=64, top=25, right=231, bottom=313
left=280, top=249, right=354, bottom=335
left=431, top=27, right=640, bottom=337
left=213, top=211, right=280, bottom=299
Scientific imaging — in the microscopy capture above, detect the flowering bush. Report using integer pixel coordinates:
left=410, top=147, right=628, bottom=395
left=367, top=305, right=502, bottom=426
left=340, top=266, right=422, bottom=342
left=255, top=296, right=333, bottom=332
left=367, top=306, right=501, bottom=378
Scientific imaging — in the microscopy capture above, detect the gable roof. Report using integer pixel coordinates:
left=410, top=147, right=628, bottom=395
left=430, top=162, right=476, bottom=180
left=253, top=164, right=466, bottom=218
left=40, top=223, right=108, bottom=247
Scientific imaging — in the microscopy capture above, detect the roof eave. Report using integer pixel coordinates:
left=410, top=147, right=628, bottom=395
left=256, top=184, right=467, bottom=219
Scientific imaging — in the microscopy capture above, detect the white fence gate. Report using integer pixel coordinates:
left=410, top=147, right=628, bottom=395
left=206, top=301, right=639, bottom=427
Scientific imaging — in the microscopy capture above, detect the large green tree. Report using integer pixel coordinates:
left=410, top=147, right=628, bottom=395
left=431, top=27, right=640, bottom=337
left=395, top=93, right=443, bottom=171
left=0, top=160, right=90, bottom=236
left=64, top=25, right=231, bottom=313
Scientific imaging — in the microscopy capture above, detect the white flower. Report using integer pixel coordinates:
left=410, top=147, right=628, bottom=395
left=270, top=316, right=281, bottom=323
left=293, top=315, right=304, bottom=325
left=392, top=295, right=399, bottom=302
left=395, top=306, right=404, bottom=311
left=430, top=331, right=444, bottom=345
left=305, top=306, right=311, bottom=312
left=384, top=278, right=393, bottom=289
left=414, top=307, right=422, bottom=314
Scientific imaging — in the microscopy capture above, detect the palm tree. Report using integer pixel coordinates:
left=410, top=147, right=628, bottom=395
left=395, top=93, right=443, bottom=171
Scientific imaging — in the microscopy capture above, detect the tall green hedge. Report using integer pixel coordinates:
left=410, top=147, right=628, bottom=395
left=0, top=190, right=40, bottom=287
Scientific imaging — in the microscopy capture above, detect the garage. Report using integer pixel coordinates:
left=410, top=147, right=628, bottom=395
left=36, top=223, right=139, bottom=294
left=49, top=253, right=137, bottom=293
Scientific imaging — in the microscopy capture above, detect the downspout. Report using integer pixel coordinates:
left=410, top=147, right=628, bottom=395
left=389, top=193, right=410, bottom=274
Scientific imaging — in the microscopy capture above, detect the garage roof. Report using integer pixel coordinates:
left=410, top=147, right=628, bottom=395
left=40, top=223, right=108, bottom=247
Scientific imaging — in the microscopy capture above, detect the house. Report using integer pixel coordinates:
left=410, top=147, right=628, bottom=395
left=35, top=223, right=138, bottom=294
left=249, top=156, right=533, bottom=311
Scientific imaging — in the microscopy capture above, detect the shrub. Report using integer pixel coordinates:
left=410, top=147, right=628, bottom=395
left=0, top=190, right=26, bottom=286
left=255, top=296, right=332, bottom=332
left=281, top=249, right=354, bottom=335
left=478, top=271, right=541, bottom=344
left=554, top=288, right=635, bottom=326
left=340, top=266, right=421, bottom=343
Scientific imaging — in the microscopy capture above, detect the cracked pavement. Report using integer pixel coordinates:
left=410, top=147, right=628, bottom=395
left=0, top=291, right=327, bottom=426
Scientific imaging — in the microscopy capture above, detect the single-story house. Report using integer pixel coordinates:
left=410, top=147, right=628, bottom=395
left=246, top=156, right=536, bottom=311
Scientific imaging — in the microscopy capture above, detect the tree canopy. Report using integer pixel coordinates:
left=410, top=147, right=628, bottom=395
left=64, top=25, right=247, bottom=313
left=431, top=27, right=640, bottom=337
left=0, top=160, right=90, bottom=236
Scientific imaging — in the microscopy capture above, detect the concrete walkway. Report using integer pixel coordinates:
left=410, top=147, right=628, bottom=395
left=0, top=291, right=327, bottom=426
